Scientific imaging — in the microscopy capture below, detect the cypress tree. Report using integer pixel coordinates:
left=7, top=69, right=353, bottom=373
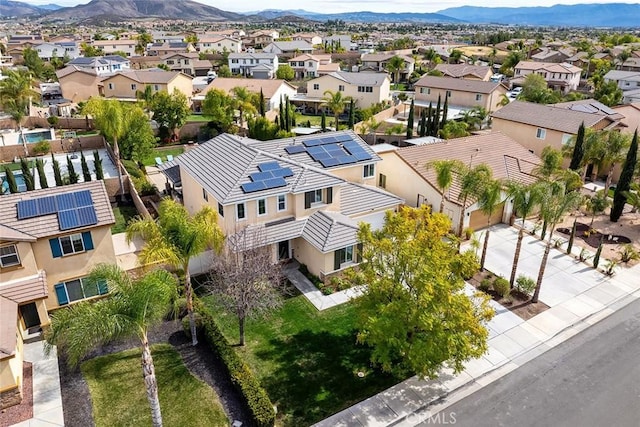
left=20, top=158, right=35, bottom=191
left=321, top=111, right=326, bottom=131
left=433, top=95, right=441, bottom=133
left=566, top=219, right=576, bottom=255
left=81, top=152, right=92, bottom=182
left=611, top=129, right=638, bottom=221
left=259, top=89, right=265, bottom=117
left=3, top=167, right=19, bottom=193
left=348, top=99, right=355, bottom=130
left=93, top=150, right=104, bottom=180
left=52, top=154, right=63, bottom=186
left=279, top=96, right=285, bottom=130
left=426, top=102, right=433, bottom=136
left=419, top=109, right=427, bottom=137
left=284, top=96, right=290, bottom=132
left=441, top=94, right=448, bottom=130
left=66, top=156, right=79, bottom=185
left=593, top=239, right=604, bottom=269
left=36, top=157, right=48, bottom=189
left=569, top=122, right=586, bottom=171
left=406, top=98, right=414, bottom=139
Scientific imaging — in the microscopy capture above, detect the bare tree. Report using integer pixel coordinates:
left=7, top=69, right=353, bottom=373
left=207, top=226, right=287, bottom=346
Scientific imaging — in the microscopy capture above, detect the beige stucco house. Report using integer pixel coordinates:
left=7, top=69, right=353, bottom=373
left=93, top=39, right=139, bottom=57
left=101, top=70, right=193, bottom=101
left=55, top=66, right=102, bottom=102
left=414, top=75, right=508, bottom=115
left=512, top=61, right=582, bottom=93
left=434, top=64, right=493, bottom=81
left=196, top=36, right=241, bottom=53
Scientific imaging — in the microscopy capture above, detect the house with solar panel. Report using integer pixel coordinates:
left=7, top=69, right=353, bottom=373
left=160, top=130, right=403, bottom=279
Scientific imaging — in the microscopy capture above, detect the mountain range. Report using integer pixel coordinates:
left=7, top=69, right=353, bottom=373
left=1, top=1, right=639, bottom=27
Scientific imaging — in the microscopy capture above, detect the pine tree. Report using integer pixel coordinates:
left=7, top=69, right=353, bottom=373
left=81, top=152, right=92, bottom=182
left=569, top=122, right=586, bottom=171
left=20, top=158, right=35, bottom=191
left=66, top=156, right=79, bottom=185
left=36, top=157, right=48, bottom=189
left=566, top=219, right=576, bottom=255
left=3, top=167, right=19, bottom=193
left=611, top=129, right=638, bottom=221
left=284, top=96, right=290, bottom=132
left=52, top=154, right=63, bottom=186
left=93, top=150, right=104, bottom=180
left=406, top=98, right=415, bottom=139
left=441, top=94, right=448, bottom=130
left=321, top=111, right=326, bottom=132
left=433, top=95, right=441, bottom=133
left=259, top=89, right=265, bottom=117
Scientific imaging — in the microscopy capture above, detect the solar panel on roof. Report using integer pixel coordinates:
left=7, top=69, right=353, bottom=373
left=250, top=171, right=274, bottom=182
left=320, top=158, right=340, bottom=167
left=77, top=206, right=98, bottom=227
left=58, top=209, right=80, bottom=231
left=336, top=155, right=357, bottom=165
left=241, top=181, right=268, bottom=193
left=257, top=162, right=280, bottom=172
left=352, top=151, right=373, bottom=161
left=302, top=138, right=323, bottom=147
left=263, top=177, right=287, bottom=189
left=310, top=152, right=332, bottom=161
left=285, top=145, right=306, bottom=154
left=17, top=199, right=38, bottom=219
left=324, top=144, right=343, bottom=153
left=56, top=193, right=76, bottom=210
left=271, top=167, right=293, bottom=178
left=37, top=196, right=57, bottom=215
left=74, top=190, right=93, bottom=207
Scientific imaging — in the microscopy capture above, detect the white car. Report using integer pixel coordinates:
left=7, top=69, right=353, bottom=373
left=509, top=87, right=523, bottom=98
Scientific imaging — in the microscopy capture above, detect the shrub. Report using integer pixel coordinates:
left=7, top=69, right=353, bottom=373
left=579, top=247, right=593, bottom=262
left=463, top=227, right=474, bottom=240
left=515, top=275, right=536, bottom=296
left=132, top=176, right=158, bottom=196
left=478, top=278, right=492, bottom=292
left=47, top=116, right=59, bottom=126
left=195, top=301, right=276, bottom=427
left=33, top=140, right=51, bottom=155
left=181, top=312, right=203, bottom=336
left=493, top=277, right=510, bottom=298
left=122, top=159, right=143, bottom=178
left=453, top=250, right=480, bottom=280
left=619, top=244, right=640, bottom=264
left=604, top=260, right=618, bottom=276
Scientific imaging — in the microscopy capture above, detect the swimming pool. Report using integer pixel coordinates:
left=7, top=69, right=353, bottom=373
left=1, top=172, right=27, bottom=193
left=24, top=130, right=53, bottom=144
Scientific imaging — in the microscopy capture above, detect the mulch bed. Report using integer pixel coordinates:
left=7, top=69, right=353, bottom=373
left=556, top=221, right=632, bottom=248
left=0, top=362, right=33, bottom=427
left=469, top=271, right=549, bottom=321
left=58, top=320, right=251, bottom=427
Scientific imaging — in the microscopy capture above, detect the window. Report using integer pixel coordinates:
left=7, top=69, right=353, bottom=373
left=236, top=202, right=246, bottom=220
left=334, top=245, right=354, bottom=270
left=312, top=189, right=323, bottom=203
left=304, top=187, right=332, bottom=209
left=446, top=90, right=452, bottom=98
left=154, top=85, right=160, bottom=91
left=55, top=277, right=109, bottom=305
left=277, top=194, right=287, bottom=211
left=232, top=59, right=238, bottom=63
left=420, top=87, right=430, bottom=94
left=131, top=84, right=137, bottom=90
left=108, top=83, right=114, bottom=90
left=257, top=198, right=267, bottom=216
left=561, top=134, right=572, bottom=145
left=59, top=233, right=85, bottom=256
left=378, top=173, right=387, bottom=189
left=0, top=244, right=20, bottom=268
left=363, top=164, right=375, bottom=178
left=313, top=83, right=319, bottom=90
left=203, top=188, right=208, bottom=201
left=536, top=128, right=546, bottom=140
left=338, top=85, right=345, bottom=92
left=366, top=86, right=373, bottom=93
left=475, top=94, right=482, bottom=101
left=218, top=202, right=224, bottom=217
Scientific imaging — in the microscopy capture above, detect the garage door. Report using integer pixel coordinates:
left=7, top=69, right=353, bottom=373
left=468, top=202, right=505, bottom=230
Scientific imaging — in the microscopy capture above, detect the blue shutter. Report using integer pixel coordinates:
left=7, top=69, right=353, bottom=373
left=97, top=279, right=109, bottom=295
left=49, top=238, right=62, bottom=258
left=54, top=284, right=69, bottom=305
left=82, top=232, right=94, bottom=251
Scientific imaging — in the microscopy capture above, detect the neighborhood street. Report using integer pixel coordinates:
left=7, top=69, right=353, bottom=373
left=417, top=298, right=640, bottom=427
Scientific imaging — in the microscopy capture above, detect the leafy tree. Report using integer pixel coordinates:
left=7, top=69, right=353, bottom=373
left=427, top=159, right=465, bottom=213
left=569, top=122, right=586, bottom=171
left=80, top=42, right=103, bottom=57
left=275, top=64, right=295, bottom=80
left=476, top=178, right=504, bottom=271
left=0, top=69, right=37, bottom=146
left=449, top=49, right=463, bottom=64
left=126, top=200, right=224, bottom=346
left=93, top=150, right=104, bottom=180
left=136, top=32, right=153, bottom=56
left=52, top=153, right=63, bottom=186
left=80, top=152, right=92, bottom=182
left=354, top=206, right=494, bottom=378
left=136, top=85, right=155, bottom=113
left=322, top=90, right=350, bottom=131
left=500, top=50, right=524, bottom=76
left=385, top=55, right=405, bottom=88
left=406, top=98, right=414, bottom=139
left=534, top=146, right=564, bottom=179
left=247, top=116, right=280, bottom=141
left=611, top=130, right=638, bottom=221
left=21, top=47, right=45, bottom=80
left=440, top=121, right=469, bottom=139
left=593, top=80, right=623, bottom=107
left=20, top=158, right=35, bottom=191
left=231, top=86, right=258, bottom=129
left=201, top=88, right=235, bottom=133
left=45, top=264, right=178, bottom=427
left=217, top=65, right=232, bottom=78
left=3, top=167, right=19, bottom=193
left=520, top=74, right=561, bottom=104
left=66, top=156, right=79, bottom=184
left=150, top=89, right=190, bottom=141
left=623, top=182, right=640, bottom=213
left=35, top=157, right=48, bottom=189
left=119, top=106, right=156, bottom=162
left=586, top=192, right=610, bottom=228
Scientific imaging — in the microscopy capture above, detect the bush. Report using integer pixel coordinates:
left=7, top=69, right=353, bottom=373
left=478, top=278, right=492, bottom=292
left=195, top=301, right=276, bottom=427
left=619, top=244, right=640, bottom=263
left=515, top=275, right=536, bottom=296
left=453, top=250, right=480, bottom=280
left=132, top=176, right=158, bottom=196
left=47, top=116, right=59, bottom=126
left=464, top=227, right=474, bottom=240
left=33, top=140, right=51, bottom=155
left=122, top=159, right=144, bottom=179
left=493, top=277, right=510, bottom=298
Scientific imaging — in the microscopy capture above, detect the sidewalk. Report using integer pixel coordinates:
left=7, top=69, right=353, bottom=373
left=314, top=224, right=640, bottom=427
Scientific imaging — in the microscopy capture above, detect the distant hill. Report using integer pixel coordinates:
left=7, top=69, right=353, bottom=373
left=248, top=10, right=461, bottom=23
left=437, top=3, right=640, bottom=27
left=0, top=0, right=46, bottom=17
left=38, top=3, right=64, bottom=11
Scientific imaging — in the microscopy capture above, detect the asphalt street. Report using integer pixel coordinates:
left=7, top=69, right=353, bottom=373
left=417, top=298, right=640, bottom=427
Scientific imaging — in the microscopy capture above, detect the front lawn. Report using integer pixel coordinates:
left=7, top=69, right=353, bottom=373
left=111, top=205, right=140, bottom=234
left=187, top=114, right=214, bottom=122
left=81, top=343, right=228, bottom=427
left=205, top=295, right=404, bottom=426
left=141, top=147, right=185, bottom=166
left=296, top=114, right=323, bottom=127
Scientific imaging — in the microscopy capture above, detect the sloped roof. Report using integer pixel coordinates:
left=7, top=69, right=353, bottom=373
left=0, top=271, right=48, bottom=305
left=322, top=71, right=389, bottom=87
left=339, top=183, right=404, bottom=216
left=55, top=65, right=99, bottom=79
left=604, top=70, right=640, bottom=82
left=514, top=61, right=582, bottom=74
left=414, top=75, right=503, bottom=94
left=268, top=40, right=313, bottom=50
left=361, top=53, right=414, bottom=63
left=0, top=224, right=36, bottom=242
left=201, top=78, right=296, bottom=100
left=228, top=52, right=277, bottom=60
left=102, top=69, right=189, bottom=84
left=394, top=132, right=541, bottom=207
left=301, top=211, right=359, bottom=253
left=0, top=181, right=115, bottom=239
left=435, top=64, right=492, bottom=79
left=492, top=100, right=610, bottom=134
left=552, top=99, right=626, bottom=121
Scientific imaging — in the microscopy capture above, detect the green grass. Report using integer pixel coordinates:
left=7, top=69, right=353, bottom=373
left=187, top=114, right=214, bottom=122
left=297, top=114, right=323, bottom=127
left=111, top=205, right=140, bottom=234
left=205, top=295, right=403, bottom=426
left=82, top=343, right=228, bottom=427
left=141, top=147, right=185, bottom=166
left=1, top=161, right=29, bottom=172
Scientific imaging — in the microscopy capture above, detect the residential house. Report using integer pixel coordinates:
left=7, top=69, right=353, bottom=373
left=360, top=53, right=415, bottom=82
left=263, top=40, right=313, bottom=56
left=243, top=30, right=279, bottom=50
left=512, top=61, right=582, bottom=93
left=604, top=70, right=640, bottom=92
left=147, top=42, right=196, bottom=57
left=67, top=55, right=131, bottom=75
left=292, top=33, right=323, bottom=46
left=194, top=78, right=297, bottom=112
left=228, top=52, right=279, bottom=78
left=151, top=33, right=185, bottom=44
left=34, top=41, right=80, bottom=61
left=324, top=34, right=354, bottom=51
left=101, top=69, right=193, bottom=101
left=93, top=39, right=139, bottom=57
left=195, top=36, right=241, bottom=53
left=613, top=102, right=640, bottom=135
left=413, top=75, right=508, bottom=116
left=287, top=54, right=339, bottom=79
left=530, top=47, right=574, bottom=63
left=162, top=53, right=212, bottom=77
left=159, top=130, right=403, bottom=279
left=7, top=34, right=44, bottom=47
left=55, top=66, right=102, bottom=102
left=619, top=57, right=640, bottom=73
left=434, top=63, right=493, bottom=81
left=0, top=181, right=116, bottom=409
left=374, top=132, right=541, bottom=233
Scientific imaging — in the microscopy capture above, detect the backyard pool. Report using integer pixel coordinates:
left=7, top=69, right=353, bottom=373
left=24, top=129, right=54, bottom=143
left=1, top=172, right=27, bottom=193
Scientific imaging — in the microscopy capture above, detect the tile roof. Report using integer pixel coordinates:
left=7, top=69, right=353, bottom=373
left=361, top=53, right=414, bottom=63
left=228, top=217, right=307, bottom=251
left=201, top=78, right=296, bottom=100
left=323, top=71, right=389, bottom=87
left=491, top=100, right=610, bottom=133
left=414, top=75, right=503, bottom=94
left=0, top=271, right=48, bottom=305
left=102, top=69, right=188, bottom=84
left=514, top=61, right=582, bottom=74
left=301, top=211, right=359, bottom=253
left=552, top=99, right=625, bottom=120
left=55, top=65, right=99, bottom=79
left=0, top=181, right=115, bottom=239
left=604, top=70, right=640, bottom=82
left=0, top=224, right=36, bottom=242
left=434, top=64, right=492, bottom=79
left=339, top=183, right=404, bottom=216
left=228, top=52, right=277, bottom=60
left=268, top=40, right=313, bottom=51
left=394, top=132, right=541, bottom=207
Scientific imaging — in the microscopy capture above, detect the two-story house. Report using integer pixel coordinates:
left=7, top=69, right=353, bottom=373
left=34, top=41, right=80, bottom=61
left=360, top=53, right=415, bottom=82
left=263, top=40, right=314, bottom=56
left=243, top=30, right=279, bottom=50
left=67, top=55, right=131, bottom=75
left=194, top=78, right=297, bottom=113
left=101, top=69, right=193, bottom=101
left=147, top=42, right=196, bottom=57
left=512, top=61, right=582, bottom=93
left=195, top=36, right=241, bottom=53
left=300, top=71, right=391, bottom=112
left=530, top=47, right=575, bottom=63
left=56, top=56, right=132, bottom=102
left=0, top=181, right=116, bottom=409
left=434, top=63, right=493, bottom=81
left=228, top=53, right=279, bottom=78
left=292, top=33, right=323, bottom=46
left=162, top=53, right=212, bottom=77
left=93, top=39, right=139, bottom=57
left=287, top=54, right=339, bottom=79
left=159, top=131, right=403, bottom=279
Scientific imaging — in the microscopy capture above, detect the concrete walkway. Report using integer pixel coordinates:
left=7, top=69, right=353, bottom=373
left=314, top=224, right=640, bottom=427
left=12, top=341, right=64, bottom=427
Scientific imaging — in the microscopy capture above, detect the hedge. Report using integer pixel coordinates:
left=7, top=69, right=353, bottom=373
left=193, top=300, right=276, bottom=427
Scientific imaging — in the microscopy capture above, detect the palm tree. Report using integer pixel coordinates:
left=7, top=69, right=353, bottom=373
left=532, top=182, right=583, bottom=303
left=586, top=192, right=611, bottom=228
left=457, top=163, right=493, bottom=237
left=45, top=265, right=178, bottom=427
left=476, top=178, right=504, bottom=271
left=126, top=199, right=224, bottom=346
left=322, top=90, right=350, bottom=130
left=615, top=48, right=632, bottom=70
left=599, top=130, right=630, bottom=195
left=423, top=48, right=438, bottom=68
left=232, top=86, right=258, bottom=129
left=0, top=69, right=37, bottom=155
left=623, top=182, right=640, bottom=213
left=427, top=159, right=465, bottom=214
left=136, top=85, right=154, bottom=114
left=385, top=55, right=406, bottom=89
left=498, top=94, right=511, bottom=107
left=506, top=181, right=543, bottom=287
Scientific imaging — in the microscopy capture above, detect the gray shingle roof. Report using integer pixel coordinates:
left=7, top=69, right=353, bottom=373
left=0, top=271, right=48, bottom=305
left=414, top=75, right=502, bottom=94
left=301, top=211, right=359, bottom=253
left=324, top=71, right=389, bottom=87
left=339, top=183, right=404, bottom=216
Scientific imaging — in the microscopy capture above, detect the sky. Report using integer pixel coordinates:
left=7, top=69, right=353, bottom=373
left=25, top=0, right=635, bottom=14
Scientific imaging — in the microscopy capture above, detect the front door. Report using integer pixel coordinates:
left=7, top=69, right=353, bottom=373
left=278, top=240, right=290, bottom=260
left=20, top=303, right=41, bottom=332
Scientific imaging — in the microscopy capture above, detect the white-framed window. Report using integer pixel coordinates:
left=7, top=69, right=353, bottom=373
left=236, top=202, right=246, bottom=220
left=536, top=128, right=546, bottom=140
left=203, top=188, right=208, bottom=201
left=55, top=277, right=109, bottom=305
left=363, top=164, right=375, bottom=178
left=338, top=85, right=345, bottom=92
left=312, top=189, right=323, bottom=203
left=0, top=244, right=20, bottom=268
left=313, top=83, right=319, bottom=90
left=257, top=198, right=267, bottom=216
left=337, top=245, right=354, bottom=267
left=475, top=93, right=482, bottom=101
left=59, top=233, right=85, bottom=256
left=277, top=194, right=287, bottom=211
left=561, top=134, right=572, bottom=145
left=154, top=84, right=160, bottom=91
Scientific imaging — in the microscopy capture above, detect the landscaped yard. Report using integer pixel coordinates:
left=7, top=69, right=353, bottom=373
left=205, top=294, right=404, bottom=426
left=141, top=147, right=185, bottom=166
left=81, top=343, right=228, bottom=427
left=296, top=114, right=323, bottom=127
left=187, top=114, right=214, bottom=122
left=111, top=204, right=139, bottom=234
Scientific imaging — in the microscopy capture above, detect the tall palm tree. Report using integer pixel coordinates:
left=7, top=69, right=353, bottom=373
left=532, top=182, right=583, bottom=303
left=126, top=199, right=224, bottom=346
left=232, top=86, right=258, bottom=129
left=385, top=55, right=406, bottom=89
left=599, top=130, right=630, bottom=194
left=427, top=159, right=465, bottom=213
left=322, top=90, right=350, bottom=130
left=506, top=181, right=543, bottom=287
left=476, top=178, right=504, bottom=271
left=457, top=163, right=493, bottom=237
left=46, top=265, right=177, bottom=427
